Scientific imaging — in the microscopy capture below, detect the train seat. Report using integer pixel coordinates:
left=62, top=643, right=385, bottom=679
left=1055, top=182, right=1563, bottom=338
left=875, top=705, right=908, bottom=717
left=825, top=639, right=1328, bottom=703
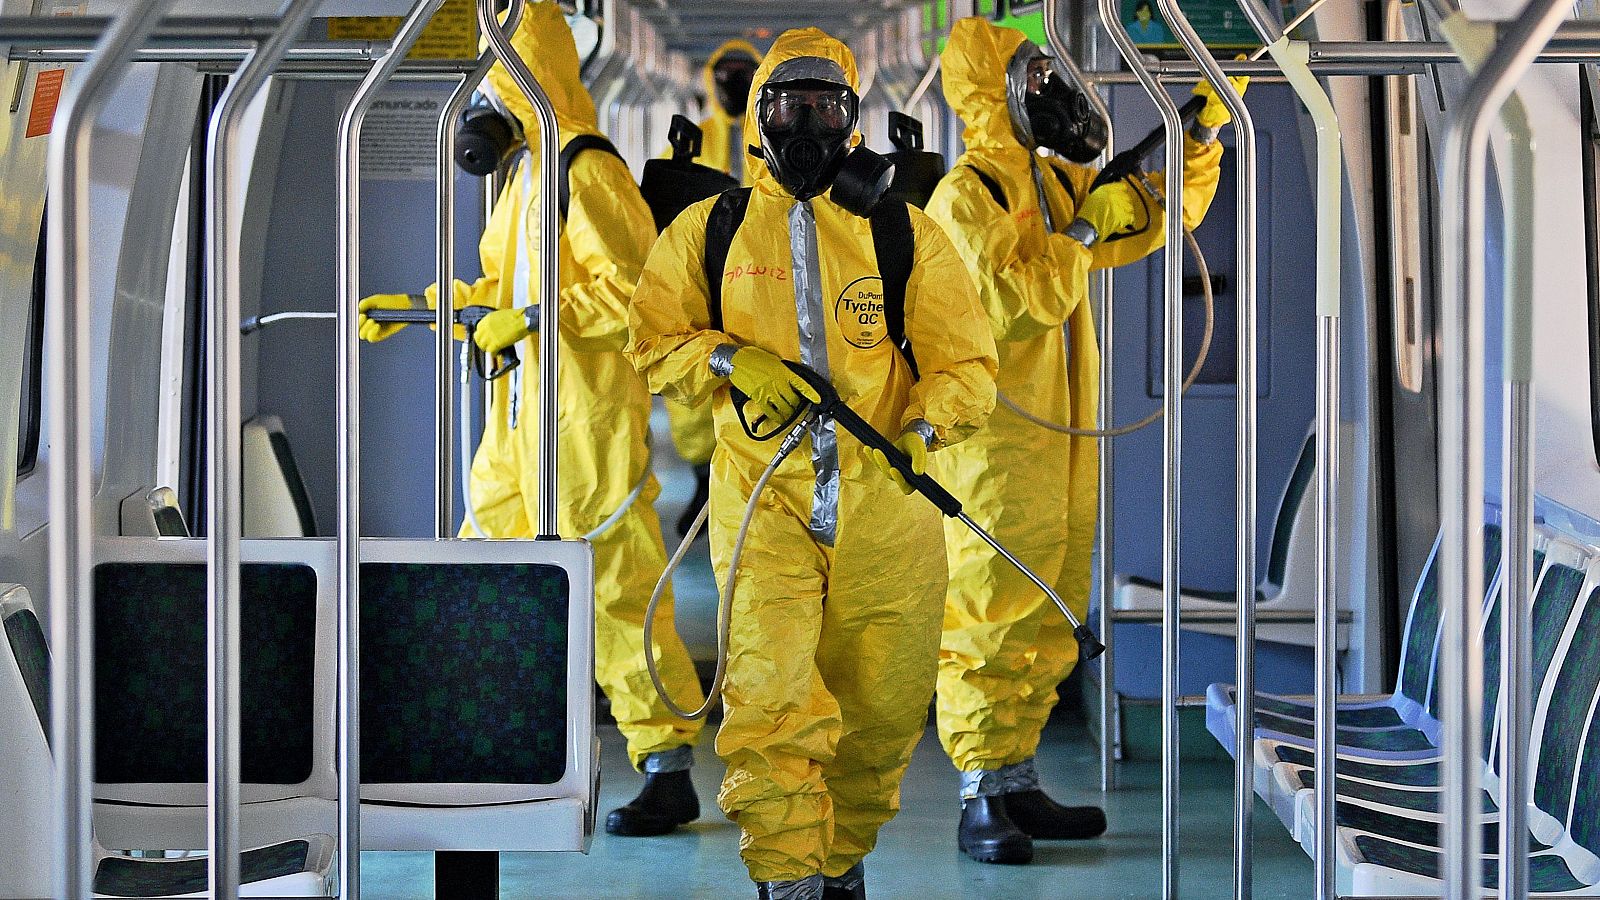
left=1209, top=519, right=1506, bottom=816
left=86, top=535, right=598, bottom=856
left=0, top=582, right=335, bottom=898
left=1112, top=430, right=1353, bottom=647
left=1335, top=579, right=1600, bottom=895
left=1274, top=544, right=1585, bottom=843
left=242, top=415, right=318, bottom=538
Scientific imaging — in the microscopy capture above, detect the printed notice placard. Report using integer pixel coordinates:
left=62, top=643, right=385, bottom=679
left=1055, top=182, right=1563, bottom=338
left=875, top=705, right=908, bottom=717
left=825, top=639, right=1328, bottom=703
left=25, top=68, right=66, bottom=139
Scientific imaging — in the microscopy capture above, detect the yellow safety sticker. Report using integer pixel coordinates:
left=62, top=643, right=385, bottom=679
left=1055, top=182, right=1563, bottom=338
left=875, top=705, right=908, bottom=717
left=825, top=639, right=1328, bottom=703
left=326, top=0, right=478, bottom=61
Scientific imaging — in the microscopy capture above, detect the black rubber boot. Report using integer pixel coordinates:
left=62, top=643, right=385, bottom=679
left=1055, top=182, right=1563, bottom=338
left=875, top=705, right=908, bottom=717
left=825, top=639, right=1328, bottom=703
left=821, top=862, right=865, bottom=899
left=756, top=875, right=824, bottom=899
left=1003, top=789, right=1108, bottom=840
left=675, top=464, right=711, bottom=538
left=604, top=769, right=699, bottom=837
left=957, top=796, right=1033, bottom=865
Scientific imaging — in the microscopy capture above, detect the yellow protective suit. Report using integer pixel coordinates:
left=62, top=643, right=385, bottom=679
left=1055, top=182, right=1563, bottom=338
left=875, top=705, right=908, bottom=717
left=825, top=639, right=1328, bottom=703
left=422, top=2, right=703, bottom=769
left=662, top=39, right=764, bottom=468
left=626, top=29, right=998, bottom=882
left=926, top=16, right=1223, bottom=773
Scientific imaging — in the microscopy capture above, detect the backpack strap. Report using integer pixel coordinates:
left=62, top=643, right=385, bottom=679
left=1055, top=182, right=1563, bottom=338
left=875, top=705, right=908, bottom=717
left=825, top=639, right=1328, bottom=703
left=869, top=199, right=919, bottom=380
left=964, top=163, right=1008, bottom=212
left=703, top=187, right=752, bottom=332
left=1049, top=161, right=1080, bottom=209
left=558, top=134, right=625, bottom=221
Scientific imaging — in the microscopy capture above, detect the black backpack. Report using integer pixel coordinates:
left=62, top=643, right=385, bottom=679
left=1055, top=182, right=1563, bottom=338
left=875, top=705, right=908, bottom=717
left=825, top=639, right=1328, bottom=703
left=555, top=134, right=626, bottom=221
left=963, top=160, right=1079, bottom=213
left=701, top=189, right=920, bottom=379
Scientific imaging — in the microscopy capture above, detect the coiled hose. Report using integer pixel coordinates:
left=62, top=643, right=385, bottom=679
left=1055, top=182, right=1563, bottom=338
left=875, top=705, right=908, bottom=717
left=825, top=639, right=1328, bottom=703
left=643, top=412, right=816, bottom=720
left=997, top=226, right=1214, bottom=437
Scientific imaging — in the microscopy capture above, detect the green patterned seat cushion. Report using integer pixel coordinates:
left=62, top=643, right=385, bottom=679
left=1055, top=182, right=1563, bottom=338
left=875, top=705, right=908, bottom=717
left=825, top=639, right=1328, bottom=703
left=92, top=840, right=310, bottom=897
left=93, top=563, right=317, bottom=784
left=360, top=562, right=569, bottom=784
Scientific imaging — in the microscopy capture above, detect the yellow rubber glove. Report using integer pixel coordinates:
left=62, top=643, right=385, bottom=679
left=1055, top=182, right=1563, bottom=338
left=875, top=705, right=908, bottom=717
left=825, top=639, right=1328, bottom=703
left=1193, top=71, right=1250, bottom=130
left=358, top=293, right=428, bottom=343
left=868, top=430, right=929, bottom=495
left=1074, top=181, right=1140, bottom=240
left=728, top=346, right=822, bottom=427
left=473, top=307, right=535, bottom=355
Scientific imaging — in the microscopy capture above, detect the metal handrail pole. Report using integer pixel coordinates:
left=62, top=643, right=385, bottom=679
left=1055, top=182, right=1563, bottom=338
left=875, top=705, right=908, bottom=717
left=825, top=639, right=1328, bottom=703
left=43, top=0, right=175, bottom=895
left=1230, top=3, right=1343, bottom=897
left=203, top=2, right=320, bottom=896
left=334, top=1, right=446, bottom=895
left=1153, top=3, right=1258, bottom=896
left=1430, top=1, right=1570, bottom=897
left=1040, top=0, right=1118, bottom=795
left=435, top=49, right=499, bottom=539
left=477, top=0, right=563, bottom=538
left=1094, top=0, right=1186, bottom=892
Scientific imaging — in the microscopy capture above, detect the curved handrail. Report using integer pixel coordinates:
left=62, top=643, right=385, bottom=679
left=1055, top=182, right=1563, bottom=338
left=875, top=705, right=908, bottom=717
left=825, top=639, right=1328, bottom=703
left=1092, top=0, right=1187, bottom=894
left=44, top=0, right=177, bottom=895
left=476, top=0, right=563, bottom=537
left=334, top=1, right=446, bottom=894
left=203, top=1, right=320, bottom=893
left=1430, top=2, right=1569, bottom=897
left=1148, top=4, right=1258, bottom=897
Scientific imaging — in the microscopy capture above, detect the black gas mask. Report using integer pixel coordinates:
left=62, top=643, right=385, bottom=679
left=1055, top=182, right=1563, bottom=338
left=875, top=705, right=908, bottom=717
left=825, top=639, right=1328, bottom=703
left=755, top=61, right=893, bottom=215
left=712, top=51, right=757, bottom=118
left=454, top=87, right=524, bottom=177
left=1005, top=46, right=1108, bottom=164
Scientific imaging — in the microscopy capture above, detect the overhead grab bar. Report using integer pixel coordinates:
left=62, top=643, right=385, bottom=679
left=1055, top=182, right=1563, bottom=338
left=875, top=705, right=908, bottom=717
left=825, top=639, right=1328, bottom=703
left=1424, top=0, right=1569, bottom=897
left=204, top=1, right=321, bottom=896
left=43, top=1, right=177, bottom=896
left=1151, top=4, right=1259, bottom=898
left=477, top=0, right=563, bottom=537
left=334, top=0, right=447, bottom=895
left=1093, top=0, right=1186, bottom=894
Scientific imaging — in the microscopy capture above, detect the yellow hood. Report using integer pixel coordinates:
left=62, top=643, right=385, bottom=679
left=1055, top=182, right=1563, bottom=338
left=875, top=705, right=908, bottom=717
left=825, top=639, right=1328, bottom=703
left=703, top=38, right=763, bottom=121
left=744, top=27, right=859, bottom=153
left=941, top=17, right=1030, bottom=152
left=485, top=1, right=597, bottom=133
left=742, top=27, right=859, bottom=190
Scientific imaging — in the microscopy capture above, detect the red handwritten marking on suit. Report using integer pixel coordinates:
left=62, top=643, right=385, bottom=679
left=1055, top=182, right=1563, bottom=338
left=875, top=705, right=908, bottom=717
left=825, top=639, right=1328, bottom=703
left=724, top=264, right=789, bottom=283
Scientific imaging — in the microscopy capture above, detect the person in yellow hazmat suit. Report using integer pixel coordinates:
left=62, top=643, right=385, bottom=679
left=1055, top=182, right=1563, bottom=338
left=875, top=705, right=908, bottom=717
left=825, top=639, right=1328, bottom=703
left=661, top=39, right=763, bottom=537
left=924, top=16, right=1241, bottom=865
left=355, top=1, right=707, bottom=838
left=627, top=29, right=997, bottom=900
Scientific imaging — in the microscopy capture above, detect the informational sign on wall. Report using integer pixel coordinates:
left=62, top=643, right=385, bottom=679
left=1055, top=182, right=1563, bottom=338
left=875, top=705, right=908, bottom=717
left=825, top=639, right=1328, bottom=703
left=1118, top=0, right=1279, bottom=50
left=359, top=92, right=444, bottom=181
left=327, top=0, right=478, bottom=60
left=24, top=68, right=65, bottom=139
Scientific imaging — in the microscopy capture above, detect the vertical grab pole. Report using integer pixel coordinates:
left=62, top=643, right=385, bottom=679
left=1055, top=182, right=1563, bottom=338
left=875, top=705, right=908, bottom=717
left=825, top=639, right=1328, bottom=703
left=335, top=0, right=446, bottom=895
left=1428, top=3, right=1567, bottom=897
left=1041, top=0, right=1118, bottom=794
left=1428, top=14, right=1543, bottom=897
left=477, top=0, right=562, bottom=539
left=435, top=48, right=499, bottom=539
left=1153, top=4, right=1257, bottom=897
left=44, top=1, right=174, bottom=895
left=204, top=1, right=319, bottom=896
left=1233, top=3, right=1340, bottom=896
left=1094, top=0, right=1185, bottom=892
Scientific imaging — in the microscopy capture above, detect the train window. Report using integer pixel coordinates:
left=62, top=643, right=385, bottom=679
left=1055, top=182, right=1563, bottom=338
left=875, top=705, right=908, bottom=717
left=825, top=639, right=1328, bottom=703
left=16, top=218, right=45, bottom=477
left=1583, top=72, right=1600, bottom=468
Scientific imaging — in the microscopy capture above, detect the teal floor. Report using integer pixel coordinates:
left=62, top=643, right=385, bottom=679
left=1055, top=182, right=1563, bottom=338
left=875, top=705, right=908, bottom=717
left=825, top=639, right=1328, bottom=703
left=360, top=716, right=1313, bottom=899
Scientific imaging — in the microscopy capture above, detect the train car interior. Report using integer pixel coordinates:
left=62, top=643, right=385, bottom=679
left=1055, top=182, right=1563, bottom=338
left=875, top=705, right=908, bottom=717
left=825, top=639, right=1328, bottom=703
left=1, top=0, right=1597, bottom=896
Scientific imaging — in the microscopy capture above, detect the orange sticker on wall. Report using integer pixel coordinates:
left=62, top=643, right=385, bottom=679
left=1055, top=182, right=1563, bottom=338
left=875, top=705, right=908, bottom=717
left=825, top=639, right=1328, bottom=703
left=25, top=69, right=66, bottom=139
